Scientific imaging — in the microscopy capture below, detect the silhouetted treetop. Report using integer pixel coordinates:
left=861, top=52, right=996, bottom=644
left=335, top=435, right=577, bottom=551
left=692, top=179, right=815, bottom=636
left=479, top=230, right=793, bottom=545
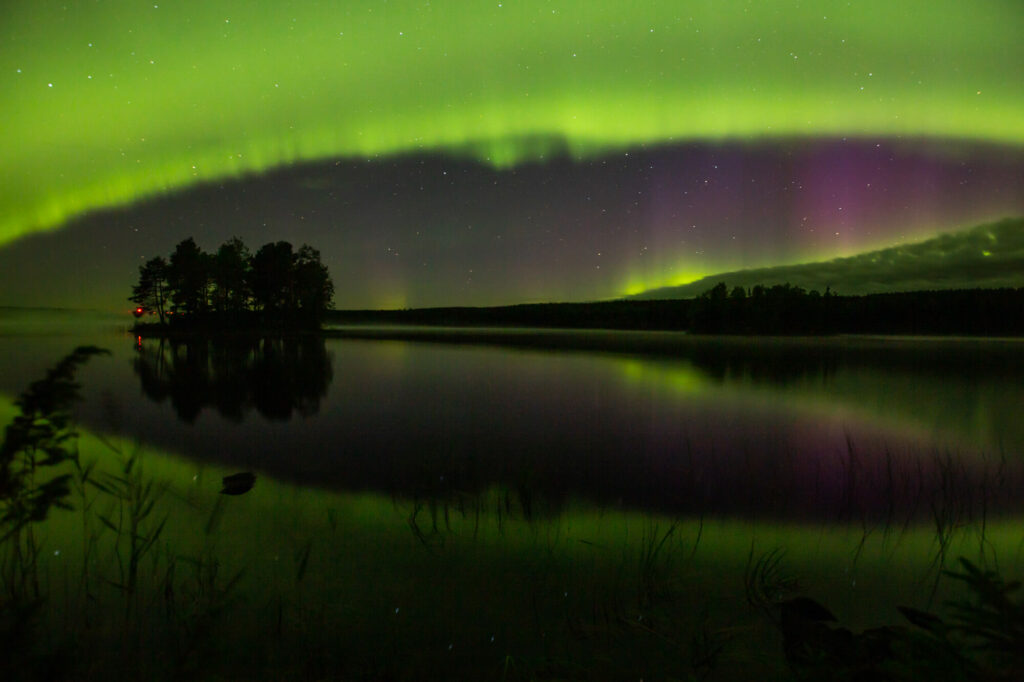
left=130, top=256, right=170, bottom=325
left=168, top=237, right=210, bottom=316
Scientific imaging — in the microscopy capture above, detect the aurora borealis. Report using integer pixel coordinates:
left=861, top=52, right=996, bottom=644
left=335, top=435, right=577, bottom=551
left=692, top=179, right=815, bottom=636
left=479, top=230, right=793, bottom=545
left=632, top=216, right=1024, bottom=299
left=1, top=0, right=1023, bottom=308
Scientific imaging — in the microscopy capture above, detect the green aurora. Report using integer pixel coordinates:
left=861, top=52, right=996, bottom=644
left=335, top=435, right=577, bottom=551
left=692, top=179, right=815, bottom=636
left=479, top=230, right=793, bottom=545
left=630, top=217, right=1024, bottom=298
left=2, top=0, right=1022, bottom=251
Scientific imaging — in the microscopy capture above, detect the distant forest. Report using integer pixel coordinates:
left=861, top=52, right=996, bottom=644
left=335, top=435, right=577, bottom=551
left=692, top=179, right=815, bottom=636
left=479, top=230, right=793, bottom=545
left=131, top=237, right=333, bottom=329
left=328, top=283, right=1024, bottom=336
left=680, top=282, right=1024, bottom=335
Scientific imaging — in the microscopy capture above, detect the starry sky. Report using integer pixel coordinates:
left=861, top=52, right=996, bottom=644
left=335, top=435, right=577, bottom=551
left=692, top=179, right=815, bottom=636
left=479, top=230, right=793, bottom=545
left=1, top=0, right=1022, bottom=309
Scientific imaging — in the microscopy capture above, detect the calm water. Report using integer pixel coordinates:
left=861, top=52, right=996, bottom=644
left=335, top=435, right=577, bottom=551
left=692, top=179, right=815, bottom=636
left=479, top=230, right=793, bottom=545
left=3, top=309, right=1023, bottom=522
left=5, top=309, right=1024, bottom=678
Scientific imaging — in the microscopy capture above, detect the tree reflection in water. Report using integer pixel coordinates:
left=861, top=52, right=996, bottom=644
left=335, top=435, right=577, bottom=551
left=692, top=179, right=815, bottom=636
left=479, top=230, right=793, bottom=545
left=132, top=336, right=332, bottom=422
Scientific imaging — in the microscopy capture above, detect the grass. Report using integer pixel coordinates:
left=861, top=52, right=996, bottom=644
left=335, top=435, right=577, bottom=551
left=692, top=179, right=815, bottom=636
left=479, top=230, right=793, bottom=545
left=6, top=457, right=1022, bottom=680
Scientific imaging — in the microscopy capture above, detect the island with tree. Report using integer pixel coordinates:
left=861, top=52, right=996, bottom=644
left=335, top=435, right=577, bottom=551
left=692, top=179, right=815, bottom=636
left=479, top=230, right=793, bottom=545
left=130, top=237, right=334, bottom=332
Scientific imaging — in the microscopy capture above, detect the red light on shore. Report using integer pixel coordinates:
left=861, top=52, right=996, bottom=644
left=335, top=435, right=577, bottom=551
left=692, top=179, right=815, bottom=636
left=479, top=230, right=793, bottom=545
left=132, top=307, right=145, bottom=318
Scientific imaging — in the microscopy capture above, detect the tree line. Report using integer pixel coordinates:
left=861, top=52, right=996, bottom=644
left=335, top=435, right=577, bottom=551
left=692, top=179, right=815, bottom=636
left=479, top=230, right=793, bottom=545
left=685, top=282, right=1024, bottom=335
left=131, top=237, right=334, bottom=328
left=325, top=283, right=1024, bottom=336
left=687, top=282, right=836, bottom=334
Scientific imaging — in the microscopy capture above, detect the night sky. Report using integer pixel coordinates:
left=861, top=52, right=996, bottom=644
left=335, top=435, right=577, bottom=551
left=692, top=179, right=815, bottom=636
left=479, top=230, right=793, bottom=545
left=1, top=1, right=1022, bottom=310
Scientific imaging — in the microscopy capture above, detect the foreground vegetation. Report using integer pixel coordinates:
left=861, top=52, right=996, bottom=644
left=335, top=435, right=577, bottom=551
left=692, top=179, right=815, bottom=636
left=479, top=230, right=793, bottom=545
left=2, top=349, right=1023, bottom=680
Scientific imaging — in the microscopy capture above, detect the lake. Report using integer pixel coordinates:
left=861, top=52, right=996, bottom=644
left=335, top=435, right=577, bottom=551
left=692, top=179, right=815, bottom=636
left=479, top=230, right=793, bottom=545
left=2, top=309, right=1023, bottom=679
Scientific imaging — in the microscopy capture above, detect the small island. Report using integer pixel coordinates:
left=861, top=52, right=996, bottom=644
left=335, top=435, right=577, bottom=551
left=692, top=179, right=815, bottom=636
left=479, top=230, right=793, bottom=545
left=130, top=236, right=334, bottom=333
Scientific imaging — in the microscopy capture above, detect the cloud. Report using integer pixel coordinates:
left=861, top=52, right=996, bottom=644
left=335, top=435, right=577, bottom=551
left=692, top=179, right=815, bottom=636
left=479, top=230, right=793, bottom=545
left=631, top=217, right=1024, bottom=298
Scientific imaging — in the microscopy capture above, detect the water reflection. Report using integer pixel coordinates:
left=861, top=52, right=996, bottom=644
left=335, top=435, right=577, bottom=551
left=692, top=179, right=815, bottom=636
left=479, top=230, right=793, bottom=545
left=132, top=336, right=332, bottom=422
left=114, top=333, right=1024, bottom=522
left=1, top=324, right=1019, bottom=521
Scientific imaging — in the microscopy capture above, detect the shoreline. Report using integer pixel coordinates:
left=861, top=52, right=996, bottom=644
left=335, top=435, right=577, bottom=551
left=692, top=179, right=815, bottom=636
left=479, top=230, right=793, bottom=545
left=133, top=321, right=1024, bottom=349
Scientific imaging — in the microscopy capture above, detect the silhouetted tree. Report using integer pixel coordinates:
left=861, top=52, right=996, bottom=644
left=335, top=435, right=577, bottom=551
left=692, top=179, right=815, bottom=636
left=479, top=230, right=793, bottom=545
left=708, top=282, right=728, bottom=301
left=129, top=256, right=170, bottom=324
left=689, top=282, right=729, bottom=332
left=293, top=245, right=334, bottom=321
left=249, top=241, right=295, bottom=315
left=212, top=236, right=251, bottom=315
left=167, top=237, right=211, bottom=315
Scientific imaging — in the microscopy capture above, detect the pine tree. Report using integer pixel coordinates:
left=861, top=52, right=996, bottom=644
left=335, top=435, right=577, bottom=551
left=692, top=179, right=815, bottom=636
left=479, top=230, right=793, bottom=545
left=129, top=256, right=170, bottom=324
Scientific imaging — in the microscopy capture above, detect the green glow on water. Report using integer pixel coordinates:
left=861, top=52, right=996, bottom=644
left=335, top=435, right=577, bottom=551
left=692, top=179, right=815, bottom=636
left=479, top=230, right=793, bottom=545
left=1, top=0, right=1022, bottom=247
left=617, top=356, right=707, bottom=394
